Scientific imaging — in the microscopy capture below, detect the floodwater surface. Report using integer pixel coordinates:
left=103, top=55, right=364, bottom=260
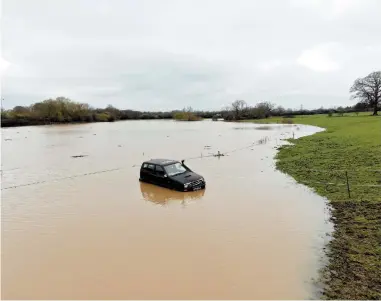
left=1, top=120, right=331, bottom=299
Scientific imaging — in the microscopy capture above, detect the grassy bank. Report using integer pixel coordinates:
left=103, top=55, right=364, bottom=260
left=247, top=114, right=381, bottom=299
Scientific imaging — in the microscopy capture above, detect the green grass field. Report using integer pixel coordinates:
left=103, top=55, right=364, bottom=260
left=247, top=114, right=381, bottom=299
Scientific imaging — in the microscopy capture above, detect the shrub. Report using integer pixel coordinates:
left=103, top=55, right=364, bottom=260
left=173, top=111, right=201, bottom=121
left=107, top=114, right=116, bottom=122
left=94, top=113, right=110, bottom=122
left=281, top=118, right=294, bottom=124
left=283, top=114, right=295, bottom=118
left=84, top=114, right=93, bottom=122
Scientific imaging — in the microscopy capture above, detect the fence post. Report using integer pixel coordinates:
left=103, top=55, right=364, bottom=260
left=345, top=171, right=351, bottom=198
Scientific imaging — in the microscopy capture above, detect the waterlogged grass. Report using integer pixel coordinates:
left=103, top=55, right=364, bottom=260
left=248, top=114, right=381, bottom=299
left=276, top=115, right=380, bottom=202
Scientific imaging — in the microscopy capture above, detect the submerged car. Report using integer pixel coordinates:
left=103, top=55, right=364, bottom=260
left=139, top=159, right=206, bottom=192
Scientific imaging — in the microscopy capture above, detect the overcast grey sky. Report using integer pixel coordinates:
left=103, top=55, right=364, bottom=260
left=1, top=0, right=380, bottom=111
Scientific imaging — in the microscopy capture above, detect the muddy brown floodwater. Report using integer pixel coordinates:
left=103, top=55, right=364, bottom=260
left=1, top=120, right=331, bottom=300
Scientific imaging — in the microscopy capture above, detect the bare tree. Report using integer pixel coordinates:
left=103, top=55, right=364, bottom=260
left=350, top=71, right=381, bottom=116
left=231, top=100, right=247, bottom=120
left=273, top=105, right=285, bottom=116
left=256, top=101, right=274, bottom=118
left=221, top=106, right=232, bottom=120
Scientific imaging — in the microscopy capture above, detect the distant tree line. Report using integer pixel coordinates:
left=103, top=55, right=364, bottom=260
left=220, top=100, right=375, bottom=121
left=2, top=70, right=379, bottom=127
left=1, top=96, right=376, bottom=128
left=0, top=97, right=217, bottom=127
left=221, top=71, right=380, bottom=120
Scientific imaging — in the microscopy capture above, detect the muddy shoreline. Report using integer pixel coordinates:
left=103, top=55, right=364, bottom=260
left=271, top=116, right=381, bottom=300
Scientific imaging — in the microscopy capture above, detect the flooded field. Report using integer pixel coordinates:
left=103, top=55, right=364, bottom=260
left=1, top=120, right=331, bottom=299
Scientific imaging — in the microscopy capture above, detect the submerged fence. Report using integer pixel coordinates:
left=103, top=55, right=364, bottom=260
left=289, top=168, right=381, bottom=199
left=2, top=132, right=380, bottom=197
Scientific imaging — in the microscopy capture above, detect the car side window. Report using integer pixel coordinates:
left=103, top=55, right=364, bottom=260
left=147, top=164, right=155, bottom=172
left=142, top=163, right=148, bottom=169
left=155, top=165, right=165, bottom=176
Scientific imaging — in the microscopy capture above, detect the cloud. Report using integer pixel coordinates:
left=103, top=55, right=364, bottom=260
left=290, top=0, right=362, bottom=18
left=258, top=60, right=283, bottom=72
left=0, top=57, right=11, bottom=75
left=0, top=58, right=12, bottom=97
left=296, top=43, right=344, bottom=72
left=2, top=0, right=381, bottom=110
left=331, top=0, right=360, bottom=16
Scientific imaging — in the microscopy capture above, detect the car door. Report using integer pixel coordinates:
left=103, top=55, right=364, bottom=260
left=140, top=163, right=150, bottom=181
left=141, top=163, right=156, bottom=183
left=154, top=165, right=168, bottom=187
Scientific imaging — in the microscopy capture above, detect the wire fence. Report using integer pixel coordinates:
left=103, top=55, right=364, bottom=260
left=281, top=168, right=381, bottom=199
left=2, top=134, right=380, bottom=197
left=1, top=168, right=122, bottom=190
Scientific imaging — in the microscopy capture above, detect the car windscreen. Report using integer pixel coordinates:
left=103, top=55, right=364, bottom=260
left=164, top=163, right=187, bottom=176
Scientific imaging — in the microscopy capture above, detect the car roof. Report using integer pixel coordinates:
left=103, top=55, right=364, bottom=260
left=144, top=159, right=179, bottom=166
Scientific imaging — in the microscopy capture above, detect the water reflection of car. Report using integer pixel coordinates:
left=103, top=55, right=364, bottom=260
left=140, top=182, right=205, bottom=206
left=139, top=159, right=206, bottom=192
